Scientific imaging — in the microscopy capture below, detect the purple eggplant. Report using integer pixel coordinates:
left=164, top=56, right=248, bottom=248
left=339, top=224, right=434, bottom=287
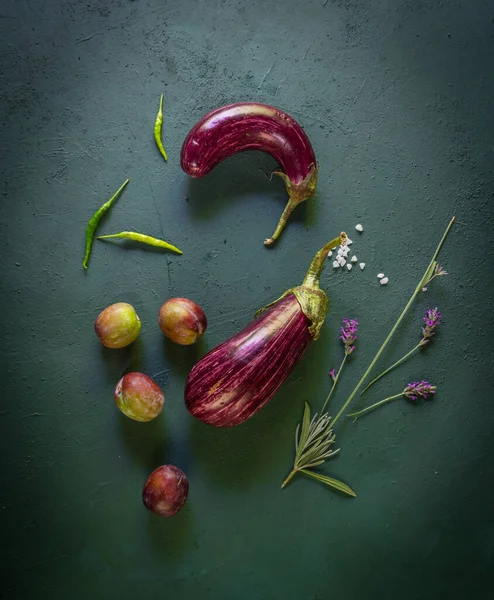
left=185, top=232, right=347, bottom=427
left=180, top=102, right=318, bottom=246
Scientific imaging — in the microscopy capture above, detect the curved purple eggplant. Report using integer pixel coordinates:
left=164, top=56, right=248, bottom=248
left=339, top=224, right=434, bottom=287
left=185, top=294, right=311, bottom=427
left=180, top=102, right=318, bottom=246
left=185, top=232, right=348, bottom=427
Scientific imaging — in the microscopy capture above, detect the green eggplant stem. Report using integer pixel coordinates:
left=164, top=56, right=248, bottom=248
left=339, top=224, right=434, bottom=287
left=303, top=232, right=347, bottom=289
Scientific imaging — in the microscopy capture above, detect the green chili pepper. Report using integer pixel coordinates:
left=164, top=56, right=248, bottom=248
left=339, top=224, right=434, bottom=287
left=82, top=179, right=129, bottom=269
left=154, top=94, right=168, bottom=161
left=97, top=231, right=182, bottom=255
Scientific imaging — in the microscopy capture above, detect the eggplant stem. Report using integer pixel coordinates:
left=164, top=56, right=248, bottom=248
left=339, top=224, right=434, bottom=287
left=264, top=164, right=318, bottom=246
left=303, top=232, right=347, bottom=289
left=264, top=196, right=299, bottom=246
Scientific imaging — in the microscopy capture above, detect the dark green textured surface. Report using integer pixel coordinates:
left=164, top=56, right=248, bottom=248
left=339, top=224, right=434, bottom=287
left=1, top=0, right=493, bottom=598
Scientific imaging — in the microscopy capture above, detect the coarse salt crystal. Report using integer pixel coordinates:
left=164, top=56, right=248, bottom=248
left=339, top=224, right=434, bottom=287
left=377, top=273, right=384, bottom=279
left=328, top=251, right=333, bottom=258
left=380, top=277, right=389, bottom=285
left=422, top=287, right=428, bottom=292
left=332, top=260, right=339, bottom=268
left=340, top=258, right=347, bottom=266
left=341, top=247, right=349, bottom=256
left=347, top=263, right=352, bottom=271
left=337, top=248, right=344, bottom=257
left=355, top=224, right=363, bottom=232
left=351, top=255, right=358, bottom=263
left=359, top=263, right=366, bottom=270
left=346, top=238, right=353, bottom=245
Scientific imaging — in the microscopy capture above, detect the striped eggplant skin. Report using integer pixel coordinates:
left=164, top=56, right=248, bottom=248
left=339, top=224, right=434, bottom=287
left=180, top=102, right=316, bottom=184
left=185, top=294, right=313, bottom=427
left=180, top=102, right=318, bottom=246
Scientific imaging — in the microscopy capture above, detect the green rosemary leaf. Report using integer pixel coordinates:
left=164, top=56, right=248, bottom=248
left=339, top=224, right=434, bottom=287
left=300, top=469, right=357, bottom=497
left=301, top=439, right=330, bottom=461
left=302, top=460, right=326, bottom=469
left=304, top=430, right=334, bottom=455
left=305, top=417, right=331, bottom=448
left=294, top=403, right=311, bottom=464
left=299, top=402, right=311, bottom=447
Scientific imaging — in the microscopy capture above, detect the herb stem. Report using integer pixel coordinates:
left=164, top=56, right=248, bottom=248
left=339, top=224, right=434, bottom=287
left=281, top=469, right=298, bottom=489
left=360, top=343, right=422, bottom=395
left=425, top=273, right=440, bottom=286
left=329, top=216, right=456, bottom=429
left=320, top=354, right=347, bottom=414
left=347, top=393, right=403, bottom=421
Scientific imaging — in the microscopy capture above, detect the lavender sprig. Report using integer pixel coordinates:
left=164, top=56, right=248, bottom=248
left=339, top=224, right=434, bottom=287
left=348, top=380, right=436, bottom=421
left=360, top=307, right=443, bottom=395
left=421, top=307, right=441, bottom=345
left=403, top=380, right=437, bottom=401
left=339, top=318, right=359, bottom=356
left=321, top=318, right=358, bottom=414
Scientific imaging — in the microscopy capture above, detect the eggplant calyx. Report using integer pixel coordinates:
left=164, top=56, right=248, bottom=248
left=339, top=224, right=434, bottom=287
left=254, top=287, right=327, bottom=340
left=255, top=232, right=348, bottom=339
left=264, top=164, right=319, bottom=246
left=254, top=290, right=292, bottom=318
left=291, top=285, right=328, bottom=340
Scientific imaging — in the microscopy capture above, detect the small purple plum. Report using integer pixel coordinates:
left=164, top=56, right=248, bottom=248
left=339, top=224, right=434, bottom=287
left=114, top=372, right=164, bottom=422
left=95, top=302, right=141, bottom=348
left=158, top=297, right=207, bottom=345
left=142, top=465, right=189, bottom=517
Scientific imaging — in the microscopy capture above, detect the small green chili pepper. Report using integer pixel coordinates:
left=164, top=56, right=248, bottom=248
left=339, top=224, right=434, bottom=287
left=82, top=179, right=129, bottom=270
left=97, top=231, right=182, bottom=255
left=154, top=94, right=168, bottom=161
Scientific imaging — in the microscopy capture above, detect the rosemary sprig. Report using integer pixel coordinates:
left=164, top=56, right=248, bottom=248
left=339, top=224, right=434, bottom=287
left=281, top=402, right=356, bottom=497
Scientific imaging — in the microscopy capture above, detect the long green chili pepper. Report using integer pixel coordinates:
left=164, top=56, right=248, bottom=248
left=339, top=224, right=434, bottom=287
left=154, top=94, right=168, bottom=161
left=82, top=179, right=129, bottom=269
left=97, top=231, right=182, bottom=255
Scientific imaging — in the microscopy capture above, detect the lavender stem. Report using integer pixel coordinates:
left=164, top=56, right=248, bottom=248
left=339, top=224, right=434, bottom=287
left=360, top=343, right=422, bottom=395
left=347, top=393, right=403, bottom=420
left=320, top=354, right=347, bottom=414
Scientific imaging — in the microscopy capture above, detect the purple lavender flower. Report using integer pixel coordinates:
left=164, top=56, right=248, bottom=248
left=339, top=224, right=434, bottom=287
left=421, top=307, right=441, bottom=345
left=339, top=318, right=358, bottom=356
left=403, top=380, right=436, bottom=402
left=329, top=368, right=337, bottom=382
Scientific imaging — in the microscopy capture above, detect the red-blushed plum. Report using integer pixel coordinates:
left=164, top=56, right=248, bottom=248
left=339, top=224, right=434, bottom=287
left=95, top=302, right=141, bottom=348
left=158, top=297, right=207, bottom=345
left=142, top=465, right=189, bottom=517
left=114, top=372, right=164, bottom=422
